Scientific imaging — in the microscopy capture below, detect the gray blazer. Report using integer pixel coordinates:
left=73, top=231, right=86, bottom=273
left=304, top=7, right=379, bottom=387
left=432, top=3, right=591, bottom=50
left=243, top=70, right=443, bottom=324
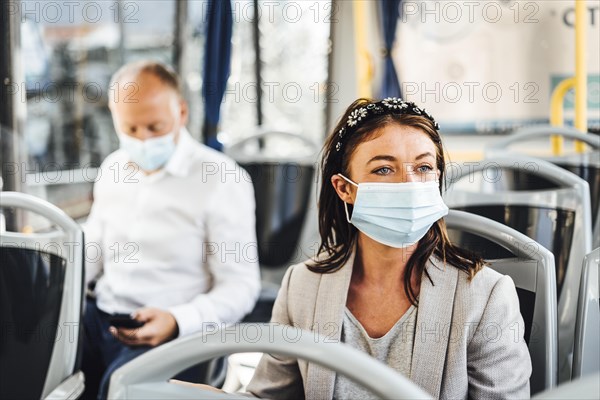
left=246, top=251, right=532, bottom=399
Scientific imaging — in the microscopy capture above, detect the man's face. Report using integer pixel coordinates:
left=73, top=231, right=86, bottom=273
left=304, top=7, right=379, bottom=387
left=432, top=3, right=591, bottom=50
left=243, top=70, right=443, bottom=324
left=109, top=72, right=188, bottom=141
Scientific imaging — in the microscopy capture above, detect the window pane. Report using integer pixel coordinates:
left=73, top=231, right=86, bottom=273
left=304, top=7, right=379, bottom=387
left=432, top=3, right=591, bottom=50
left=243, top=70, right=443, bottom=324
left=20, top=0, right=176, bottom=219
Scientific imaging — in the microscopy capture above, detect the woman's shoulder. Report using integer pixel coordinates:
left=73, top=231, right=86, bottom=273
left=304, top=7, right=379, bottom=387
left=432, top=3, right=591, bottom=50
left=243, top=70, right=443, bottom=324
left=469, top=265, right=519, bottom=305
left=283, top=257, right=328, bottom=289
left=432, top=256, right=511, bottom=293
left=449, top=261, right=519, bottom=318
left=282, top=253, right=351, bottom=299
left=275, top=258, right=332, bottom=327
left=463, top=264, right=508, bottom=289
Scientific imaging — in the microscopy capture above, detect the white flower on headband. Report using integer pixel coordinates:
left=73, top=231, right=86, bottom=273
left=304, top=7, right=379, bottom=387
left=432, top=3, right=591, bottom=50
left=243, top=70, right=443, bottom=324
left=336, top=99, right=441, bottom=156
left=347, top=107, right=368, bottom=127
left=422, top=108, right=434, bottom=120
left=382, top=97, right=407, bottom=109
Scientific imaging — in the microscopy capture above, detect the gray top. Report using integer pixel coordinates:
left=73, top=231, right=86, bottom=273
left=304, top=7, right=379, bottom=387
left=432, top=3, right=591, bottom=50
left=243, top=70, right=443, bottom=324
left=333, top=305, right=417, bottom=400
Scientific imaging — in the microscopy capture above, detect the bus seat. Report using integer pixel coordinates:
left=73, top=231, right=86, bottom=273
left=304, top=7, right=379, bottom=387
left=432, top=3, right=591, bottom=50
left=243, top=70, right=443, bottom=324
left=444, top=155, right=592, bottom=383
left=445, top=210, right=558, bottom=395
left=486, top=125, right=600, bottom=249
left=226, top=130, right=318, bottom=269
left=0, top=191, right=85, bottom=399
left=108, top=324, right=432, bottom=399
left=572, top=247, right=600, bottom=379
left=242, top=281, right=279, bottom=323
left=532, top=372, right=600, bottom=399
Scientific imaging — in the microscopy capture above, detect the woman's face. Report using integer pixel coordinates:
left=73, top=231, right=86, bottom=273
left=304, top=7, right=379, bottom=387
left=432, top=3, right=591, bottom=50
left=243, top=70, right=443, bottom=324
left=332, top=123, right=440, bottom=204
left=351, top=124, right=439, bottom=181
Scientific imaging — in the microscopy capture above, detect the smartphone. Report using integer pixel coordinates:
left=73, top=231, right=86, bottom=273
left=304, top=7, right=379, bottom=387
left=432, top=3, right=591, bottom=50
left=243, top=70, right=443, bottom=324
left=109, top=313, right=145, bottom=329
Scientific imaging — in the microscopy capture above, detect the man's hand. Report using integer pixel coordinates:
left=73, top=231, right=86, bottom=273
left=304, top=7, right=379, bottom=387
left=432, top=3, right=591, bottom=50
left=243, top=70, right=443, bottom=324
left=110, top=307, right=178, bottom=347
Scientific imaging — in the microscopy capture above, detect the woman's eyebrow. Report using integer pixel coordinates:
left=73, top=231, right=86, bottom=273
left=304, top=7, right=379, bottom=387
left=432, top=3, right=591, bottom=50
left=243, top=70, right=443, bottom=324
left=366, top=152, right=435, bottom=164
left=367, top=155, right=397, bottom=164
left=415, top=152, right=435, bottom=160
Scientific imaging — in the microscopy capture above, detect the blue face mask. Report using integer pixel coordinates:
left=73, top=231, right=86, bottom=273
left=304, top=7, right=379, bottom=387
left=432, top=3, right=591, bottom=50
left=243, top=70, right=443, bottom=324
left=339, top=174, right=449, bottom=248
left=118, top=131, right=177, bottom=171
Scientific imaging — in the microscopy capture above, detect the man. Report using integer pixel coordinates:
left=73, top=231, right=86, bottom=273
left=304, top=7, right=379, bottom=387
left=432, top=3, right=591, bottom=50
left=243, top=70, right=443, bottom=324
left=82, top=61, right=260, bottom=399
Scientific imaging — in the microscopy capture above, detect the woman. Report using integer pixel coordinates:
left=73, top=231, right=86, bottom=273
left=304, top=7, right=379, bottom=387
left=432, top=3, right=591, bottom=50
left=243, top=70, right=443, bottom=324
left=195, top=98, right=532, bottom=399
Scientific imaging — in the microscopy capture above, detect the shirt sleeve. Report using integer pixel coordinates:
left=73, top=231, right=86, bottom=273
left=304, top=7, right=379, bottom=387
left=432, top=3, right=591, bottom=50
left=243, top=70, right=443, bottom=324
left=168, top=167, right=261, bottom=337
left=467, top=275, right=532, bottom=399
left=82, top=167, right=106, bottom=290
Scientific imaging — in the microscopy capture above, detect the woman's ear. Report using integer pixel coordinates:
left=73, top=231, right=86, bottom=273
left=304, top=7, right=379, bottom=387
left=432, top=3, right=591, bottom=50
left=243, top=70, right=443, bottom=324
left=331, top=174, right=356, bottom=204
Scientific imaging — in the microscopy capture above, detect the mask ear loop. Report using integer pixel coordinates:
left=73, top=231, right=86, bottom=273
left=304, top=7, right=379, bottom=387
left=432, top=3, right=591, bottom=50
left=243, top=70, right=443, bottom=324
left=344, top=202, right=352, bottom=223
left=337, top=174, right=358, bottom=224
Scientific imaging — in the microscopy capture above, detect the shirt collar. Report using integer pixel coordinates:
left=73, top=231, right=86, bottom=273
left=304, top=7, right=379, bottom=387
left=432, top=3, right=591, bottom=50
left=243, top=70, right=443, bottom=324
left=164, top=127, right=195, bottom=177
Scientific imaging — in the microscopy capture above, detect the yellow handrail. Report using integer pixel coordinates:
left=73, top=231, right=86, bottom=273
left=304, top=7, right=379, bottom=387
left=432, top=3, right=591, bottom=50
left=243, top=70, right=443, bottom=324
left=353, top=0, right=373, bottom=98
left=574, top=0, right=587, bottom=152
left=549, top=0, right=588, bottom=155
left=550, top=78, right=575, bottom=155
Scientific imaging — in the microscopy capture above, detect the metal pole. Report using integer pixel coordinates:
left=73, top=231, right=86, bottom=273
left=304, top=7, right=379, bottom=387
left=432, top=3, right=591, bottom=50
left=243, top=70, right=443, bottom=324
left=1, top=1, right=25, bottom=230
left=118, top=0, right=126, bottom=65
left=574, top=0, right=588, bottom=152
left=324, top=0, right=336, bottom=139
left=252, top=0, right=263, bottom=127
left=173, top=0, right=188, bottom=74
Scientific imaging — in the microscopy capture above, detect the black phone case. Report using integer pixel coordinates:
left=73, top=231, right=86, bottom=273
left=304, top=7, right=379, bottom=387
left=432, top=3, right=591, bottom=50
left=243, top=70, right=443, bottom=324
left=109, top=314, right=145, bottom=329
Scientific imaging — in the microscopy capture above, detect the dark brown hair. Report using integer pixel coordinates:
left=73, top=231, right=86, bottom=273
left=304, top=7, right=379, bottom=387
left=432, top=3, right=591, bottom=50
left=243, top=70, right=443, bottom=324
left=309, top=98, right=485, bottom=305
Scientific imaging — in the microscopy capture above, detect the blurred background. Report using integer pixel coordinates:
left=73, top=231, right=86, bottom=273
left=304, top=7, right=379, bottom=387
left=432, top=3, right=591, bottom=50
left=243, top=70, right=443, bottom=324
left=1, top=0, right=598, bottom=220
left=1, top=2, right=599, bottom=396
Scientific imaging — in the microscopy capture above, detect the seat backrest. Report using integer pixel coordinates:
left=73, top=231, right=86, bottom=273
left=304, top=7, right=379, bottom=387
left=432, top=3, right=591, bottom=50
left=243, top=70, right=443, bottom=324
left=445, top=210, right=557, bottom=394
left=238, top=161, right=315, bottom=267
left=555, top=160, right=600, bottom=249
left=573, top=248, right=600, bottom=379
left=226, top=130, right=319, bottom=268
left=109, top=324, right=432, bottom=400
left=486, top=125, right=600, bottom=250
left=0, top=192, right=84, bottom=399
left=444, top=155, right=592, bottom=382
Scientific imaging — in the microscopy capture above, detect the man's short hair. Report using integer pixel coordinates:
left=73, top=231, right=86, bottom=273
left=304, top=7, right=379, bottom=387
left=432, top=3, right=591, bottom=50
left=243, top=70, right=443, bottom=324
left=109, top=60, right=182, bottom=97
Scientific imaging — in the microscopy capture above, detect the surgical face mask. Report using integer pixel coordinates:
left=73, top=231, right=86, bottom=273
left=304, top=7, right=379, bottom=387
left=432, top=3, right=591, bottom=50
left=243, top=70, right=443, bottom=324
left=118, top=131, right=177, bottom=171
left=339, top=174, right=449, bottom=248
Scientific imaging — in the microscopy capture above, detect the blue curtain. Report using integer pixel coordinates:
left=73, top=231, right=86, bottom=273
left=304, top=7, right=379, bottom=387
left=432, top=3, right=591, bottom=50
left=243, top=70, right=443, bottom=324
left=380, top=0, right=402, bottom=99
left=202, top=0, right=233, bottom=151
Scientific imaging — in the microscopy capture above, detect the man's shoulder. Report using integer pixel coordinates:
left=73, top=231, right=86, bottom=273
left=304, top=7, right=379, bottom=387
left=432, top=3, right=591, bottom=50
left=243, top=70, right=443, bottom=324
left=94, top=149, right=130, bottom=184
left=185, top=141, right=249, bottom=183
left=99, top=148, right=128, bottom=167
left=185, top=137, right=240, bottom=167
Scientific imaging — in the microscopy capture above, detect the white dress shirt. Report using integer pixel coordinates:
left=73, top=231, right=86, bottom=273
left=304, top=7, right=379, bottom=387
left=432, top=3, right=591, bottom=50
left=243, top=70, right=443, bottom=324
left=84, top=128, right=261, bottom=337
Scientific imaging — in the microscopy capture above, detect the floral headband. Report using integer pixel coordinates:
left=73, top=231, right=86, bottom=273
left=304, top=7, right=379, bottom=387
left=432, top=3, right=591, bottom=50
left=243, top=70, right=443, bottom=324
left=335, top=97, right=440, bottom=153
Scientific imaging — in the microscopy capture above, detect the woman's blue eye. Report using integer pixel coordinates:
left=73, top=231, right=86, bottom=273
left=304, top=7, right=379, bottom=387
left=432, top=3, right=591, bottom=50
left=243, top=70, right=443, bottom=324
left=374, top=166, right=392, bottom=175
left=417, top=165, right=434, bottom=173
